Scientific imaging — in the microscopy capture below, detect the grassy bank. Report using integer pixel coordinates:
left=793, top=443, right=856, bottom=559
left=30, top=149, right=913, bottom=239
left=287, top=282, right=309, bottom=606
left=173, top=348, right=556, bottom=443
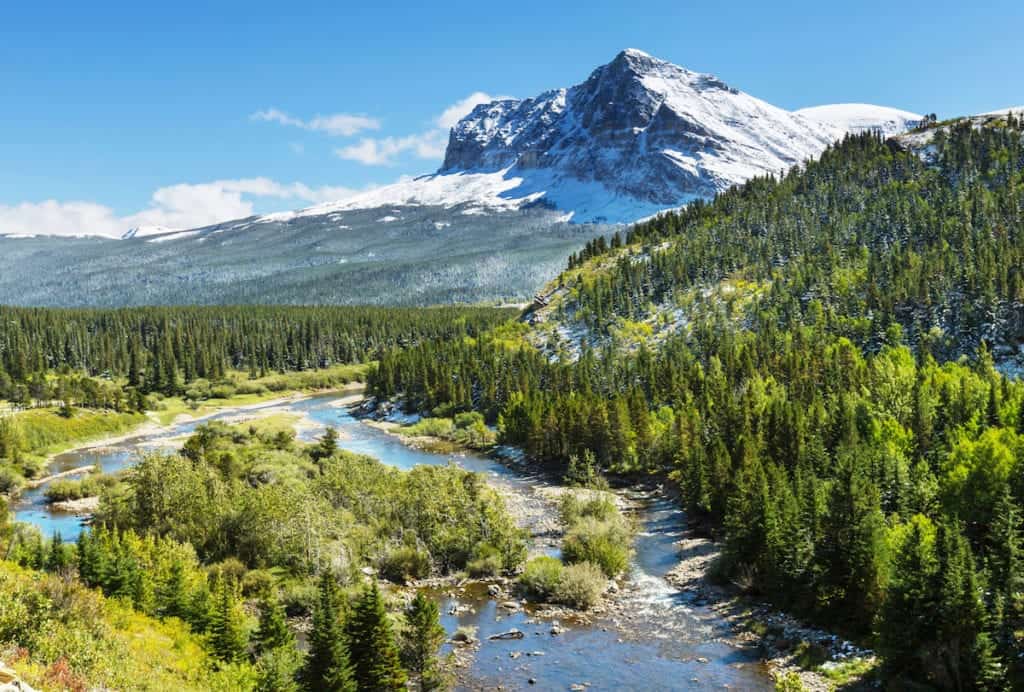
left=0, top=408, right=146, bottom=491
left=0, top=364, right=369, bottom=493
left=150, top=363, right=368, bottom=425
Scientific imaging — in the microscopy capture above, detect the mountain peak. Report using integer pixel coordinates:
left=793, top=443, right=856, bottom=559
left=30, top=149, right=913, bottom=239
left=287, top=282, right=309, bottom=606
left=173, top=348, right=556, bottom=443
left=439, top=49, right=840, bottom=216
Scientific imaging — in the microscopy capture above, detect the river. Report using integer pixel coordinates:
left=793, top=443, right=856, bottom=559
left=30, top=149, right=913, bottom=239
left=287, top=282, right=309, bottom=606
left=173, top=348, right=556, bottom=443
left=13, top=393, right=772, bottom=690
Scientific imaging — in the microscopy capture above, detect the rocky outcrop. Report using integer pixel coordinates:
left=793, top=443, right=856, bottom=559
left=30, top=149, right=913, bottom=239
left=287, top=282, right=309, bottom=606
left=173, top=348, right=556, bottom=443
left=0, top=665, right=36, bottom=692
left=441, top=49, right=842, bottom=207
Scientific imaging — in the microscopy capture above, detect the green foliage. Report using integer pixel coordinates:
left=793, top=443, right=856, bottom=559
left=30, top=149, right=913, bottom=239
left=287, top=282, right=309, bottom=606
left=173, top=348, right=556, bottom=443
left=519, top=556, right=565, bottom=600
left=379, top=545, right=433, bottom=584
left=304, top=571, right=355, bottom=692
left=402, top=591, right=447, bottom=691
left=552, top=562, right=606, bottom=610
left=209, top=577, right=250, bottom=663
left=347, top=581, right=407, bottom=691
left=560, top=494, right=633, bottom=578
left=0, top=560, right=253, bottom=690
left=100, top=422, right=526, bottom=579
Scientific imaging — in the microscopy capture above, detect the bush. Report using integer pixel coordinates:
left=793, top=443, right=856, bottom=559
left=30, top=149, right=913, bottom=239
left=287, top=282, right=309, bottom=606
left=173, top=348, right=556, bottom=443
left=241, top=569, right=277, bottom=597
left=0, top=467, right=23, bottom=493
left=466, top=545, right=503, bottom=578
left=279, top=580, right=318, bottom=617
left=379, top=546, right=432, bottom=583
left=209, top=384, right=237, bottom=400
left=234, top=381, right=268, bottom=396
left=558, top=493, right=618, bottom=526
left=207, top=557, right=248, bottom=584
left=562, top=516, right=632, bottom=578
left=453, top=411, right=484, bottom=429
left=553, top=562, right=606, bottom=610
left=519, top=556, right=564, bottom=600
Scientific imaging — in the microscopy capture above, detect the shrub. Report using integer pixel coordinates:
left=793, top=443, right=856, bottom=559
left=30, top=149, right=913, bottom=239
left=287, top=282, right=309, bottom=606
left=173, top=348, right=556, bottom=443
left=552, top=562, right=606, bottom=610
left=234, top=382, right=268, bottom=396
left=207, top=557, right=248, bottom=584
left=209, top=384, right=237, bottom=400
left=0, top=468, right=23, bottom=493
left=558, top=493, right=618, bottom=526
left=561, top=516, right=632, bottom=578
left=241, top=569, right=277, bottom=597
left=466, top=545, right=503, bottom=578
left=453, top=411, right=484, bottom=429
left=379, top=546, right=432, bottom=583
left=519, top=556, right=564, bottom=600
left=279, top=580, right=318, bottom=617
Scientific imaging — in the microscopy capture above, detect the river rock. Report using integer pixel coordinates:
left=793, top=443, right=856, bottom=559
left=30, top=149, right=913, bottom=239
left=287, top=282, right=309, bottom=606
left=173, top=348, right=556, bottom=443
left=487, top=584, right=502, bottom=597
left=500, top=600, right=520, bottom=610
left=489, top=628, right=525, bottom=640
left=0, top=664, right=36, bottom=692
left=550, top=622, right=565, bottom=636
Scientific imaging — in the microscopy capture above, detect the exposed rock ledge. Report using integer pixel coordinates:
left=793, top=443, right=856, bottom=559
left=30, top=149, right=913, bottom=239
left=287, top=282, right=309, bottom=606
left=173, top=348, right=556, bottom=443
left=0, top=664, right=37, bottom=692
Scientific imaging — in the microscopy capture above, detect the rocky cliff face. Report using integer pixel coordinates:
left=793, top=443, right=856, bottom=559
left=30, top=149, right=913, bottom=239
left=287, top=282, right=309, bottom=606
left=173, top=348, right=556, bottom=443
left=441, top=49, right=846, bottom=207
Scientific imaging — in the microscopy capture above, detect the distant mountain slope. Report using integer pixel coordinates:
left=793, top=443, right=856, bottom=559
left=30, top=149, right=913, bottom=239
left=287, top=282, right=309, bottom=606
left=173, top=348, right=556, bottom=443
left=0, top=205, right=609, bottom=307
left=795, top=103, right=922, bottom=136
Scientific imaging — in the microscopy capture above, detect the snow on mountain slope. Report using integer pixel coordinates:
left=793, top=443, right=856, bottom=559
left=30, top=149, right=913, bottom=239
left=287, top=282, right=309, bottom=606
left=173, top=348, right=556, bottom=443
left=260, top=49, right=919, bottom=227
left=434, top=48, right=843, bottom=220
left=795, top=104, right=922, bottom=137
left=121, top=225, right=174, bottom=240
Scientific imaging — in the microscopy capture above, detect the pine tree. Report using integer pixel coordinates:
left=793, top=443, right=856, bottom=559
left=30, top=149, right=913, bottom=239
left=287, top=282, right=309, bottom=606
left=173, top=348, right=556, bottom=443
left=311, top=427, right=339, bottom=474
left=46, top=532, right=68, bottom=573
left=348, top=581, right=407, bottom=691
left=402, top=591, right=446, bottom=691
left=158, top=559, right=189, bottom=620
left=255, top=595, right=293, bottom=655
left=304, top=571, right=355, bottom=692
left=209, top=577, right=249, bottom=663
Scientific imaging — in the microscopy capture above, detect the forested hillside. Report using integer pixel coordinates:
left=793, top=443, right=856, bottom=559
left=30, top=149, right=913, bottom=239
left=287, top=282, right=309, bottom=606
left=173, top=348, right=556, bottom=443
left=370, top=114, right=1024, bottom=688
left=0, top=305, right=514, bottom=403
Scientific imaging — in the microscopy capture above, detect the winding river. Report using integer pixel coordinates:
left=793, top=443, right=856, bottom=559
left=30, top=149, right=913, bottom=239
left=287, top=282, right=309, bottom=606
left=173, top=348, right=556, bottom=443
left=13, top=393, right=771, bottom=690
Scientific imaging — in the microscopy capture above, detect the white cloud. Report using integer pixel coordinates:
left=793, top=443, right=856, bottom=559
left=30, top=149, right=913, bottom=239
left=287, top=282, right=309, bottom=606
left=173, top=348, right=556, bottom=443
left=336, top=132, right=446, bottom=166
left=0, top=178, right=360, bottom=239
left=251, top=108, right=380, bottom=136
left=436, top=91, right=505, bottom=129
left=336, top=92, right=507, bottom=167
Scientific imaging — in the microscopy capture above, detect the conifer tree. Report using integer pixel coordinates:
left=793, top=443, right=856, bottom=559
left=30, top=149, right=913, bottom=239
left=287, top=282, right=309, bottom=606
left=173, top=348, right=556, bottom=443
left=304, top=571, right=355, bottom=692
left=402, top=591, right=446, bottom=691
left=255, top=595, right=294, bottom=655
left=348, top=581, right=407, bottom=691
left=209, top=577, right=249, bottom=663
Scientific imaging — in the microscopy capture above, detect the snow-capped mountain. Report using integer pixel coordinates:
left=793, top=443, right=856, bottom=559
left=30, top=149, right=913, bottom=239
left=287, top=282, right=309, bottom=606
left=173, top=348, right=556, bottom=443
left=261, top=49, right=918, bottom=225
left=439, top=48, right=842, bottom=217
left=0, top=49, right=924, bottom=307
left=795, top=103, right=922, bottom=137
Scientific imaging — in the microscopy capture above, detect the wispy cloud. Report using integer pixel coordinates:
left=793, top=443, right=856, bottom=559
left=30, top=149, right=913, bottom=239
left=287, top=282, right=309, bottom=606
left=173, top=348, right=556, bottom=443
left=435, top=91, right=505, bottom=129
left=0, top=178, right=360, bottom=238
left=336, top=132, right=446, bottom=166
left=251, top=108, right=380, bottom=136
left=336, top=92, right=508, bottom=166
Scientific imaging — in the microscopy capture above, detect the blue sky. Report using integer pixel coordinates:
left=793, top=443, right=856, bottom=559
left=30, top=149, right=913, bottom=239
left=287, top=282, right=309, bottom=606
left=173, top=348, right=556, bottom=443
left=2, top=0, right=1022, bottom=236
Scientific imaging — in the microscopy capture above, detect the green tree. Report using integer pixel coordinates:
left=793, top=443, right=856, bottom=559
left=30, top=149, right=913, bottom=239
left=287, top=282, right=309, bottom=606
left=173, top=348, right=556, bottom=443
left=348, top=581, right=407, bottom=691
left=209, top=577, right=249, bottom=663
left=401, top=591, right=447, bottom=691
left=255, top=595, right=294, bottom=655
left=304, top=571, right=355, bottom=692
